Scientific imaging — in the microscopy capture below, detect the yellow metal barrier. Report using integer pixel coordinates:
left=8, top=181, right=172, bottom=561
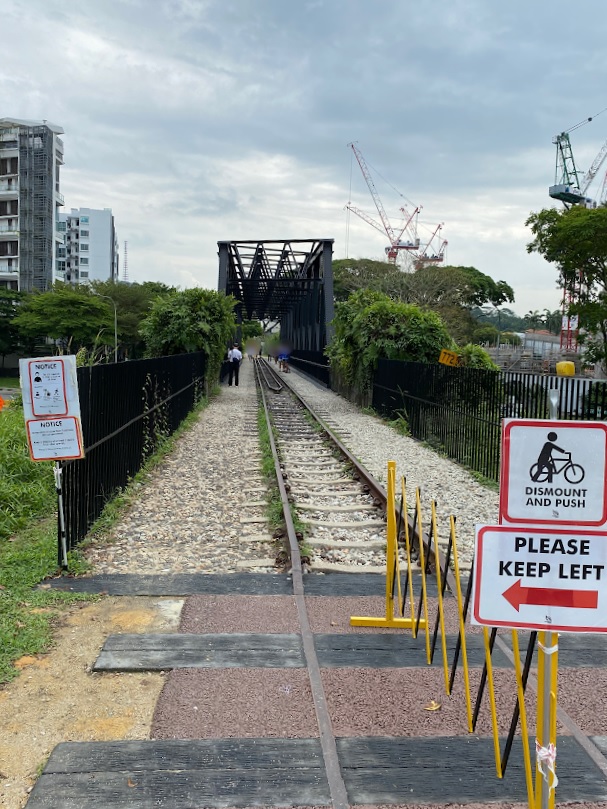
left=350, top=461, right=426, bottom=629
left=350, top=461, right=553, bottom=809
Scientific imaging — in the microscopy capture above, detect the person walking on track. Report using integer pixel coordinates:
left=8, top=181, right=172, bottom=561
left=227, top=344, right=242, bottom=386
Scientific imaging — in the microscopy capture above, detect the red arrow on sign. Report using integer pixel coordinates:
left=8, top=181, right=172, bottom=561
left=503, top=579, right=598, bottom=612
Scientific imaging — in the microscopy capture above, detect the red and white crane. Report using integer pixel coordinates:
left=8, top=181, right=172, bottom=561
left=414, top=222, right=448, bottom=268
left=346, top=142, right=421, bottom=264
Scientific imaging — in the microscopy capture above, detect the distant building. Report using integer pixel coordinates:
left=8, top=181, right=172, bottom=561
left=0, top=117, right=65, bottom=292
left=58, top=207, right=119, bottom=284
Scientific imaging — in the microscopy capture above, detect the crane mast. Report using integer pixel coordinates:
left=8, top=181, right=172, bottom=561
left=346, top=143, right=422, bottom=265
left=349, top=143, right=396, bottom=243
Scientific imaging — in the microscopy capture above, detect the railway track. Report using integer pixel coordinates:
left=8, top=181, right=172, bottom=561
left=255, top=358, right=413, bottom=574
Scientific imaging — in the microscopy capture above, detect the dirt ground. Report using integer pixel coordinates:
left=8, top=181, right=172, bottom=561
left=0, top=595, right=182, bottom=809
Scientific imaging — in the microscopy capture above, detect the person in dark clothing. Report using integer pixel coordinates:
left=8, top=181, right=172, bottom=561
left=227, top=344, right=242, bottom=386
left=532, top=431, right=566, bottom=482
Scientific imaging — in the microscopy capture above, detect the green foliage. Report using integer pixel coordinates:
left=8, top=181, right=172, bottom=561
left=0, top=402, right=55, bottom=542
left=456, top=343, right=499, bottom=370
left=452, top=266, right=515, bottom=308
left=139, top=288, right=236, bottom=385
left=527, top=206, right=607, bottom=369
left=240, top=319, right=264, bottom=343
left=472, top=323, right=499, bottom=345
left=92, top=280, right=175, bottom=359
left=326, top=288, right=453, bottom=391
left=332, top=258, right=406, bottom=302
left=332, top=259, right=515, bottom=346
left=13, top=283, right=113, bottom=355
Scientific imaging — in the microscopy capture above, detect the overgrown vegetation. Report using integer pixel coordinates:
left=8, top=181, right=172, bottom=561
left=140, top=288, right=236, bottom=387
left=257, top=404, right=307, bottom=544
left=326, top=289, right=453, bottom=392
left=0, top=402, right=55, bottom=542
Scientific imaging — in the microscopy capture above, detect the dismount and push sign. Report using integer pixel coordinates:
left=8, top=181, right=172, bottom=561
left=472, top=525, right=607, bottom=632
left=500, top=418, right=607, bottom=527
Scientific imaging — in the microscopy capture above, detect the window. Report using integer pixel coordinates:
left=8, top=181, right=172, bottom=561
left=56, top=221, right=66, bottom=232
left=80, top=229, right=89, bottom=237
left=80, top=271, right=89, bottom=278
left=80, top=257, right=89, bottom=265
left=80, top=243, right=89, bottom=251
left=80, top=216, right=89, bottom=224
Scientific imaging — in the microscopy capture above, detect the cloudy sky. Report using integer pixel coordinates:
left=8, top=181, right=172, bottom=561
left=3, top=0, right=606, bottom=315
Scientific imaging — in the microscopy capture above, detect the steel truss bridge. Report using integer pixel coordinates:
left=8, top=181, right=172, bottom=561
left=218, top=239, right=334, bottom=353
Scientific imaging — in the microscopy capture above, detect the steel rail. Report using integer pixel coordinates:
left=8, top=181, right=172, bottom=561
left=254, top=362, right=349, bottom=809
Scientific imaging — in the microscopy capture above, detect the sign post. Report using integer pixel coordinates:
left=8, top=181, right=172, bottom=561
left=19, top=356, right=84, bottom=568
left=473, top=411, right=607, bottom=808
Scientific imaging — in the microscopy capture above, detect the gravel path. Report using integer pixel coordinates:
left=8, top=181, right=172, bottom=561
left=84, top=360, right=279, bottom=574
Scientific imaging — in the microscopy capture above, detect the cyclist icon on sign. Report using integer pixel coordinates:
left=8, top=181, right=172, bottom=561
left=529, top=431, right=585, bottom=484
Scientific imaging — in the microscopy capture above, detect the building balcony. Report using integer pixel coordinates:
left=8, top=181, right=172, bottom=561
left=0, top=263, right=18, bottom=276
left=0, top=226, right=18, bottom=236
left=0, top=184, right=18, bottom=197
left=55, top=191, right=64, bottom=206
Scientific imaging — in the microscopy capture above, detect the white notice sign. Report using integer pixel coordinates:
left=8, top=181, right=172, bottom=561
left=472, top=525, right=607, bottom=632
left=26, top=417, right=84, bottom=462
left=27, top=358, right=68, bottom=417
left=500, top=419, right=607, bottom=527
left=20, top=355, right=84, bottom=462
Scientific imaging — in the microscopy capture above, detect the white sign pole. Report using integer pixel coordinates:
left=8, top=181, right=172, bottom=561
left=54, top=464, right=68, bottom=569
left=538, top=397, right=560, bottom=809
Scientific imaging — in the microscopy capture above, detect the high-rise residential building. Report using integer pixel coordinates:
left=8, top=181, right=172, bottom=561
left=0, top=118, right=64, bottom=292
left=57, top=207, right=119, bottom=284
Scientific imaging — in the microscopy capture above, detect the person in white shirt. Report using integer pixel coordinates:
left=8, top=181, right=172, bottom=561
left=227, top=344, right=243, bottom=386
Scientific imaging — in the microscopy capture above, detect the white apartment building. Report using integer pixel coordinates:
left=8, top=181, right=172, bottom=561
left=57, top=207, right=119, bottom=284
left=0, top=117, right=64, bottom=292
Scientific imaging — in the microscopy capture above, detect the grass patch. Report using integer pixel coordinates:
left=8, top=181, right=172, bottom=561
left=0, top=401, right=55, bottom=543
left=0, top=392, right=212, bottom=684
left=0, top=516, right=96, bottom=684
left=257, top=404, right=308, bottom=540
left=0, top=376, right=20, bottom=388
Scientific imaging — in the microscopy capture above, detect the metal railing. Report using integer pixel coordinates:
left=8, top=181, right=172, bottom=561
left=60, top=352, right=206, bottom=560
left=372, top=360, right=607, bottom=481
left=289, top=350, right=331, bottom=386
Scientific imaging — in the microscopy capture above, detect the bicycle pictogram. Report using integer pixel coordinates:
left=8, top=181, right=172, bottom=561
left=529, top=431, right=585, bottom=484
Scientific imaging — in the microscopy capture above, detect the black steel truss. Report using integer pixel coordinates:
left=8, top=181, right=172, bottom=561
left=218, top=239, right=334, bottom=353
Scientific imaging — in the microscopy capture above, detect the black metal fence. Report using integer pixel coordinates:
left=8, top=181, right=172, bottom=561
left=372, top=360, right=607, bottom=481
left=290, top=350, right=331, bottom=386
left=60, top=351, right=206, bottom=561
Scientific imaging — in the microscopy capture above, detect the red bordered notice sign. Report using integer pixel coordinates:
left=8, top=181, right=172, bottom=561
left=499, top=418, right=607, bottom=528
left=472, top=524, right=607, bottom=632
left=26, top=417, right=84, bottom=461
left=19, top=356, right=84, bottom=462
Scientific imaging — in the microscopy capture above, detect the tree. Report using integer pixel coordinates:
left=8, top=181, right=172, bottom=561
left=13, top=284, right=113, bottom=354
left=91, top=280, right=175, bottom=359
left=326, top=289, right=453, bottom=392
left=332, top=258, right=406, bottom=302
left=527, top=206, right=607, bottom=367
left=0, top=289, right=24, bottom=367
left=139, top=288, right=236, bottom=385
left=240, top=319, right=264, bottom=343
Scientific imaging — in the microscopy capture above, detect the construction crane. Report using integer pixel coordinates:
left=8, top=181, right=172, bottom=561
left=548, top=110, right=607, bottom=352
left=414, top=223, right=448, bottom=268
left=346, top=142, right=420, bottom=264
left=549, top=112, right=607, bottom=207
